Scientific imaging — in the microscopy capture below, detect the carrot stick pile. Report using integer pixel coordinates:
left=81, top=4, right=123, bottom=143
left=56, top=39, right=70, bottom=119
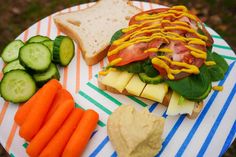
left=14, top=79, right=99, bottom=157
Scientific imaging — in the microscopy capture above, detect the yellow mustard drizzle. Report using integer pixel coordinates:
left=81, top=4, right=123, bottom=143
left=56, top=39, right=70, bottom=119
left=108, top=58, right=122, bottom=66
left=171, top=5, right=188, bottom=12
left=152, top=56, right=200, bottom=80
left=144, top=48, right=159, bottom=53
left=108, top=5, right=209, bottom=78
left=152, top=57, right=175, bottom=80
left=144, top=48, right=173, bottom=53
left=212, top=86, right=223, bottom=91
left=185, top=45, right=207, bottom=59
left=164, top=26, right=208, bottom=41
left=108, top=34, right=168, bottom=56
left=158, top=48, right=173, bottom=53
left=204, top=61, right=216, bottom=66
left=99, top=68, right=117, bottom=76
left=188, top=38, right=206, bottom=46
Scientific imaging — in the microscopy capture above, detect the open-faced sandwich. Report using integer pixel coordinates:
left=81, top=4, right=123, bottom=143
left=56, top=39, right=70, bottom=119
left=98, top=5, right=229, bottom=119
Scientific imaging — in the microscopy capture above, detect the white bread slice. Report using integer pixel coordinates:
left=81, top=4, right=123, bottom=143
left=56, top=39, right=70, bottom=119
left=97, top=74, right=203, bottom=119
left=54, top=0, right=141, bottom=65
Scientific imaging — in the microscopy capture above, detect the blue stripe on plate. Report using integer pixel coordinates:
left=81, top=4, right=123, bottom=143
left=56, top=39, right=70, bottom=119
left=197, top=84, right=236, bottom=156
left=176, top=62, right=235, bottom=156
left=156, top=115, right=186, bottom=157
left=111, top=151, right=117, bottom=157
left=89, top=136, right=110, bottom=157
left=219, top=120, right=236, bottom=156
left=162, top=111, right=167, bottom=118
left=90, top=130, right=98, bottom=139
left=149, top=103, right=158, bottom=112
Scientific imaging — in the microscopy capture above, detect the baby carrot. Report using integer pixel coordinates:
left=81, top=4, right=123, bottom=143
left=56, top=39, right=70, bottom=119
left=19, top=79, right=62, bottom=141
left=14, top=91, right=38, bottom=126
left=39, top=108, right=84, bottom=157
left=62, top=109, right=99, bottom=157
left=26, top=99, right=74, bottom=157
left=44, top=88, right=73, bottom=122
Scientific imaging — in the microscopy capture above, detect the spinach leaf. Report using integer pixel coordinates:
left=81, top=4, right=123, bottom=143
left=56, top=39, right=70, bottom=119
left=110, top=29, right=124, bottom=44
left=212, top=52, right=229, bottom=74
left=143, top=59, right=159, bottom=77
left=166, top=65, right=212, bottom=101
left=116, top=61, right=144, bottom=73
left=206, top=51, right=229, bottom=82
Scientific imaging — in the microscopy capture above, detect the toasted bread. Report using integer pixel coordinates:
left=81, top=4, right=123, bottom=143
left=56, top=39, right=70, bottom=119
left=54, top=0, right=141, bottom=65
left=97, top=73, right=203, bottom=119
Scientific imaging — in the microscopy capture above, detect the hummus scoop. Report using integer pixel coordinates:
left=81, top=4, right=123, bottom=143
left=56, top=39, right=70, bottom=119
left=107, top=104, right=165, bottom=157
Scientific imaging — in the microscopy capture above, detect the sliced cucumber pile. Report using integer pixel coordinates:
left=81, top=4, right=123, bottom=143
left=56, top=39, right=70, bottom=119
left=2, top=59, right=25, bottom=74
left=53, top=36, right=75, bottom=66
left=41, top=40, right=54, bottom=54
left=33, top=63, right=60, bottom=87
left=0, top=35, right=74, bottom=103
left=0, top=70, right=36, bottom=103
left=27, top=35, right=50, bottom=43
left=19, top=43, right=51, bottom=72
left=1, top=40, right=24, bottom=63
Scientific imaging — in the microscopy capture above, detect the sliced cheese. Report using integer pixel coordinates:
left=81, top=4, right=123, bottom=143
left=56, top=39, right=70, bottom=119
left=141, top=83, right=168, bottom=103
left=125, top=75, right=146, bottom=96
left=102, top=70, right=122, bottom=88
left=114, top=71, right=134, bottom=93
left=166, top=91, right=195, bottom=116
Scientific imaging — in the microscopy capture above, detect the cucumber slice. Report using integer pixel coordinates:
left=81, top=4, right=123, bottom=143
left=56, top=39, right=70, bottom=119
left=139, top=73, right=163, bottom=84
left=41, top=40, right=54, bottom=54
left=33, top=63, right=60, bottom=87
left=19, top=43, right=51, bottom=72
left=1, top=40, right=24, bottom=63
left=3, top=59, right=25, bottom=74
left=27, top=35, right=51, bottom=43
left=0, top=70, right=36, bottom=103
left=53, top=36, right=75, bottom=66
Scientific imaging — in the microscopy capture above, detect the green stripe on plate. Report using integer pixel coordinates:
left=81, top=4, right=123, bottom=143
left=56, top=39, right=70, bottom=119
left=23, top=142, right=28, bottom=148
left=221, top=55, right=236, bottom=60
left=75, top=103, right=106, bottom=127
left=78, top=90, right=112, bottom=115
left=211, top=34, right=222, bottom=39
left=10, top=153, right=15, bottom=157
left=87, top=82, right=122, bottom=106
left=127, top=95, right=147, bottom=107
left=213, top=44, right=232, bottom=50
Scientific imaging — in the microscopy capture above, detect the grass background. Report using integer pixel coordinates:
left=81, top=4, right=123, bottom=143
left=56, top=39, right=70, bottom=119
left=0, top=0, right=235, bottom=156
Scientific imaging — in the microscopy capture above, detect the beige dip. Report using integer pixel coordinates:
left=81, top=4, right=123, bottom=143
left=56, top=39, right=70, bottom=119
left=107, top=105, right=165, bottom=157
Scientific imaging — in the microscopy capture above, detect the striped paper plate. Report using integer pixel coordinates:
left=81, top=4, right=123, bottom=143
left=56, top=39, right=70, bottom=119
left=0, top=1, right=236, bottom=157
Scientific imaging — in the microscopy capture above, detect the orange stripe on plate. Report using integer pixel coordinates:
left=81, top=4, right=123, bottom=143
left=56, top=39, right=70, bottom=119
left=76, top=47, right=81, bottom=93
left=75, top=6, right=81, bottom=93
left=88, top=66, right=92, bottom=80
left=47, top=15, right=52, bottom=36
left=5, top=121, right=18, bottom=152
left=23, top=29, right=29, bottom=42
left=100, top=60, right=104, bottom=69
left=0, top=102, right=9, bottom=125
left=36, top=21, right=41, bottom=35
left=63, top=67, right=68, bottom=89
